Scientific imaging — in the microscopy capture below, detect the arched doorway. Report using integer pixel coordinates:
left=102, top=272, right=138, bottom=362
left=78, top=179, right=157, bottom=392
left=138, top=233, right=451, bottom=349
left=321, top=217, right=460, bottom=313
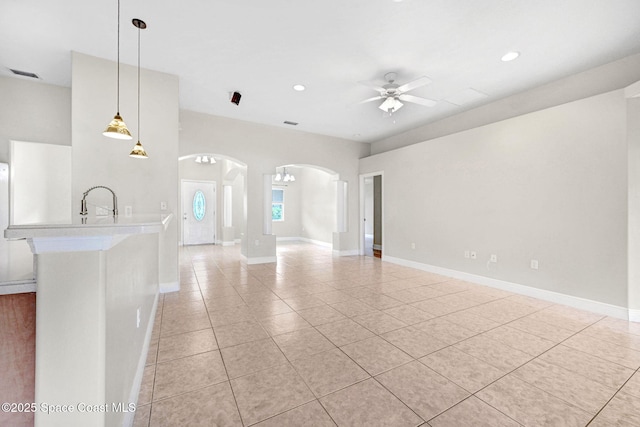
left=270, top=164, right=346, bottom=254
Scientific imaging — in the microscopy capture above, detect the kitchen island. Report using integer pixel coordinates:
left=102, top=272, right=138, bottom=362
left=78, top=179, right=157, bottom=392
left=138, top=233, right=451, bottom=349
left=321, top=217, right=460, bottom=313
left=5, top=214, right=172, bottom=427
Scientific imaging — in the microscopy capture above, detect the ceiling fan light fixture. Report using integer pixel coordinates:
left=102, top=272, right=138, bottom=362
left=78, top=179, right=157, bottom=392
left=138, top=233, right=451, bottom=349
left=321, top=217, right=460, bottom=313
left=378, top=97, right=403, bottom=113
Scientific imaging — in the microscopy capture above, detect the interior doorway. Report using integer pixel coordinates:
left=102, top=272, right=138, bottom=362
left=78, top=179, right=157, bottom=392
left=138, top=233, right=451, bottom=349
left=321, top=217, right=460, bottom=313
left=361, top=172, right=383, bottom=258
left=181, top=180, right=216, bottom=245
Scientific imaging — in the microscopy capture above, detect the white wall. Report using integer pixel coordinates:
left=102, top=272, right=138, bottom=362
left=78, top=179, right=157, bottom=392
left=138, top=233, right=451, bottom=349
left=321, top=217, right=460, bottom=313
left=299, top=167, right=337, bottom=244
left=360, top=89, right=628, bottom=308
left=10, top=141, right=71, bottom=225
left=364, top=178, right=373, bottom=235
left=0, top=76, right=71, bottom=164
left=178, top=110, right=369, bottom=262
left=272, top=179, right=301, bottom=239
left=232, top=172, right=245, bottom=240
left=627, top=83, right=640, bottom=317
left=71, top=52, right=179, bottom=289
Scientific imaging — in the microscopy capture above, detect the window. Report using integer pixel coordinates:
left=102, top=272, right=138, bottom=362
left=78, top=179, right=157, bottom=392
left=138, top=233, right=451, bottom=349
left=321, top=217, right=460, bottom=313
left=272, top=188, right=284, bottom=221
left=192, top=190, right=206, bottom=221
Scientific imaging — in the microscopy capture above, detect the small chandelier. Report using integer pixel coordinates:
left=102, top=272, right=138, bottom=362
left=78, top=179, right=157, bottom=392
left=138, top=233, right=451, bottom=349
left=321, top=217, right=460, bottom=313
left=275, top=168, right=295, bottom=182
left=195, top=155, right=216, bottom=164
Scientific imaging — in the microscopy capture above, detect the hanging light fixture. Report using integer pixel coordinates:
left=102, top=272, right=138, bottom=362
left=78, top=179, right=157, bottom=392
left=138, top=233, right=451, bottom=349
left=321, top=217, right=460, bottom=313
left=103, top=0, right=132, bottom=140
left=274, top=171, right=282, bottom=181
left=129, top=18, right=149, bottom=158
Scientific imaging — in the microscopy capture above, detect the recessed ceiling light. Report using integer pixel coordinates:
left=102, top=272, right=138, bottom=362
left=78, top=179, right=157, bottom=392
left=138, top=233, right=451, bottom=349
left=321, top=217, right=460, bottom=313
left=293, top=84, right=305, bottom=91
left=501, top=51, right=520, bottom=62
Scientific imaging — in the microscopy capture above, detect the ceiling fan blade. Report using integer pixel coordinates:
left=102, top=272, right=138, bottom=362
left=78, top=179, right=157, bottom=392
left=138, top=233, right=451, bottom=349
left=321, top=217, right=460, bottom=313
left=398, top=94, right=437, bottom=107
left=358, top=81, right=387, bottom=93
left=396, top=76, right=432, bottom=93
left=357, top=95, right=384, bottom=104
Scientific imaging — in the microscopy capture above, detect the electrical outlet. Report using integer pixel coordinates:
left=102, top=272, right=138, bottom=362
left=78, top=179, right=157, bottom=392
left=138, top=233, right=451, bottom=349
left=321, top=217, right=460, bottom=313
left=464, top=250, right=470, bottom=259
left=470, top=251, right=477, bottom=259
left=125, top=206, right=133, bottom=217
left=531, top=259, right=539, bottom=270
left=255, top=240, right=260, bottom=246
left=490, top=254, right=498, bottom=263
left=411, top=243, right=416, bottom=249
left=160, top=201, right=167, bottom=211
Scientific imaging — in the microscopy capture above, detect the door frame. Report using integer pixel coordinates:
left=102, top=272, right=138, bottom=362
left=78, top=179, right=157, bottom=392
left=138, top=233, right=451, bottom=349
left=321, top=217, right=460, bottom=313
left=359, top=171, right=384, bottom=257
left=181, top=179, right=216, bottom=246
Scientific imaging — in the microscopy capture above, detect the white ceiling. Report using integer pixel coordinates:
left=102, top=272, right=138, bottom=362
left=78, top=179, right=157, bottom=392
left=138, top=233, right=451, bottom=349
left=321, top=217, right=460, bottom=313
left=2, top=0, right=640, bottom=143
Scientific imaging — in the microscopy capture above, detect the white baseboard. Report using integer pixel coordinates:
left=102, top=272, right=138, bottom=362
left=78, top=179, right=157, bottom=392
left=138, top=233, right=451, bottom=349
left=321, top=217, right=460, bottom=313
left=127, top=292, right=159, bottom=426
left=247, top=256, right=277, bottom=265
left=630, top=309, right=640, bottom=323
left=383, top=255, right=631, bottom=321
left=0, top=281, right=36, bottom=295
left=160, top=281, right=179, bottom=293
left=221, top=241, right=235, bottom=247
left=276, top=237, right=300, bottom=242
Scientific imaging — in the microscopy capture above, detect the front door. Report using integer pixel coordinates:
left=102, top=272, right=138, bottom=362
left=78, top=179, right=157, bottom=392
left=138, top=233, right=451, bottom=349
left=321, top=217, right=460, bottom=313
left=182, top=180, right=216, bottom=245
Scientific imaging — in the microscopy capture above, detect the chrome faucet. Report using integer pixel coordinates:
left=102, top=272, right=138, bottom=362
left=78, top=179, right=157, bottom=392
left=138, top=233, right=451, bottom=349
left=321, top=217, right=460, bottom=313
left=80, top=186, right=118, bottom=216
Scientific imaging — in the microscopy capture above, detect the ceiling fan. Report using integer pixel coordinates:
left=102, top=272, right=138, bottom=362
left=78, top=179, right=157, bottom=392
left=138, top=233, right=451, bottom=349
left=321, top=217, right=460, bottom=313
left=358, top=72, right=436, bottom=114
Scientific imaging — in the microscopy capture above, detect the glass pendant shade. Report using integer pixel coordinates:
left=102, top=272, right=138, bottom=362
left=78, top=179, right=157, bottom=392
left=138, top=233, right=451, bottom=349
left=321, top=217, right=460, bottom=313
left=129, top=141, right=148, bottom=158
left=103, top=113, right=132, bottom=139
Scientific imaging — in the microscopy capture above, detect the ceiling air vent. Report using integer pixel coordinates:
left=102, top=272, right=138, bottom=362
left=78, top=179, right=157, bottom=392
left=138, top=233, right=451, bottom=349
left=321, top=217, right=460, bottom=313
left=283, top=121, right=298, bottom=126
left=9, top=68, right=40, bottom=79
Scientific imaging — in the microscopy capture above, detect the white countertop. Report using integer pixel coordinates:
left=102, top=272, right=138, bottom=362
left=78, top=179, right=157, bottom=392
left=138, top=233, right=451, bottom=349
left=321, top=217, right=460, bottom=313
left=4, top=213, right=173, bottom=254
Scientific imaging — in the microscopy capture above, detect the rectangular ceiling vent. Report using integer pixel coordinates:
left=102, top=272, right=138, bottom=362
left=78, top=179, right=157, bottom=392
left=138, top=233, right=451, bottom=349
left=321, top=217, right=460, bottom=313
left=9, top=68, right=40, bottom=79
left=283, top=121, right=298, bottom=126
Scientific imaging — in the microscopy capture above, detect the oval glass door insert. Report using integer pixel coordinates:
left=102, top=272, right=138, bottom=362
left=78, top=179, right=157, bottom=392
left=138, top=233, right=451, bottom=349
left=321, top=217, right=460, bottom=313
left=193, top=190, right=206, bottom=221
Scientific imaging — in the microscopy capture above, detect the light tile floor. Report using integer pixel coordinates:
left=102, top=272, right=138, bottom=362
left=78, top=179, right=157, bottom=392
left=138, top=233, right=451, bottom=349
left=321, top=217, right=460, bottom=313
left=134, top=242, right=640, bottom=427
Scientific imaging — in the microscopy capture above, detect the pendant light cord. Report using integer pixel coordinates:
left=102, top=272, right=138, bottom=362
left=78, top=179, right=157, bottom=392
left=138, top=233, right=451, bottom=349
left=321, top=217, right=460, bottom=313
left=137, top=24, right=141, bottom=141
left=116, top=0, right=121, bottom=115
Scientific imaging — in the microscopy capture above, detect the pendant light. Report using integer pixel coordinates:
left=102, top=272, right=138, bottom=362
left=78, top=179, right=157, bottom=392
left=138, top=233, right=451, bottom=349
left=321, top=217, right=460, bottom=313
left=129, top=18, right=148, bottom=158
left=103, top=0, right=132, bottom=140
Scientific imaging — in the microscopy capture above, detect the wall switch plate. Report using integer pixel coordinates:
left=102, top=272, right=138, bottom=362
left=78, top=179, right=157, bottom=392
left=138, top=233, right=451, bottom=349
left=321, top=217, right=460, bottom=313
left=490, top=254, right=498, bottom=262
left=411, top=242, right=416, bottom=249
left=255, top=240, right=260, bottom=246
left=531, top=259, right=539, bottom=270
left=125, top=206, right=133, bottom=217
left=464, top=250, right=470, bottom=259
left=160, top=201, right=167, bottom=211
left=470, top=251, right=477, bottom=259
